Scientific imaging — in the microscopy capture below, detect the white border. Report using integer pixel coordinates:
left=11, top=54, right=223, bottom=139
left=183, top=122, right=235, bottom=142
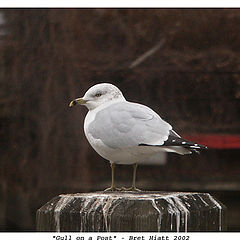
left=0, top=233, right=240, bottom=240
left=0, top=0, right=240, bottom=8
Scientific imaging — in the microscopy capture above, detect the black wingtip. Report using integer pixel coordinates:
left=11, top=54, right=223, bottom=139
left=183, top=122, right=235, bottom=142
left=139, top=142, right=208, bottom=151
left=189, top=144, right=208, bottom=150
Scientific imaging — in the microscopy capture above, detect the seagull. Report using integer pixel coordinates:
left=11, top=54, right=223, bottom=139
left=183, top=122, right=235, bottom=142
left=69, top=83, right=207, bottom=191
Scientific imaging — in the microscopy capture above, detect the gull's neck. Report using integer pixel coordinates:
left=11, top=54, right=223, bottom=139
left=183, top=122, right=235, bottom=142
left=85, top=98, right=126, bottom=128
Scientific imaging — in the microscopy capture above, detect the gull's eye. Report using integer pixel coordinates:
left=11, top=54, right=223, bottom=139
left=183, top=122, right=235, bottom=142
left=95, top=92, right=102, bottom=97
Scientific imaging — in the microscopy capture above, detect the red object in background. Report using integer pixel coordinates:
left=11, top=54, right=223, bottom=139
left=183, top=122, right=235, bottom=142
left=182, top=134, right=240, bottom=149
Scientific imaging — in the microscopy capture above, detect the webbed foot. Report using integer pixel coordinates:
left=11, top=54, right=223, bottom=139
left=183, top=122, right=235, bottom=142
left=104, top=186, right=122, bottom=192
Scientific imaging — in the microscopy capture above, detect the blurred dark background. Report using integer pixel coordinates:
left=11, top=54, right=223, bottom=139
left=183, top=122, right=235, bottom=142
left=0, top=9, right=240, bottom=231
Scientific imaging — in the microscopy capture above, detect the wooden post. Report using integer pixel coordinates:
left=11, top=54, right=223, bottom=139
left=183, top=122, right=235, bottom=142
left=36, top=192, right=226, bottom=232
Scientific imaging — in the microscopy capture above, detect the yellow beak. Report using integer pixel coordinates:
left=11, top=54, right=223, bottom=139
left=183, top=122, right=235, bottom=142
left=69, top=98, right=87, bottom=107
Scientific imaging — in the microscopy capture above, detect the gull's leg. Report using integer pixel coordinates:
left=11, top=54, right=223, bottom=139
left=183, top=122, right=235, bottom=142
left=131, top=163, right=141, bottom=191
left=121, top=163, right=141, bottom=191
left=104, top=162, right=120, bottom=191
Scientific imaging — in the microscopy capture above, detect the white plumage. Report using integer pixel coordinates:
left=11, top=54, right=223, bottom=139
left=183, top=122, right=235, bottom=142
left=69, top=83, right=207, bottom=191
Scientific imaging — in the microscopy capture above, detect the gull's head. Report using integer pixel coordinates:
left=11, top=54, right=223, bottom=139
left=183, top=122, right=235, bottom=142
left=69, top=83, right=126, bottom=110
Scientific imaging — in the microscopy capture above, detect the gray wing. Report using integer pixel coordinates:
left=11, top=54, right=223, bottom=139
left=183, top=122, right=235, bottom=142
left=88, top=101, right=172, bottom=149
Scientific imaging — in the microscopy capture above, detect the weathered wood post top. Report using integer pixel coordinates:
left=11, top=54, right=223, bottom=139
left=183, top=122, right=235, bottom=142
left=36, top=191, right=226, bottom=232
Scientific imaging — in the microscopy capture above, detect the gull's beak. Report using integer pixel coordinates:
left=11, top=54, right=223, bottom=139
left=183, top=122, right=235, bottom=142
left=69, top=98, right=87, bottom=107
